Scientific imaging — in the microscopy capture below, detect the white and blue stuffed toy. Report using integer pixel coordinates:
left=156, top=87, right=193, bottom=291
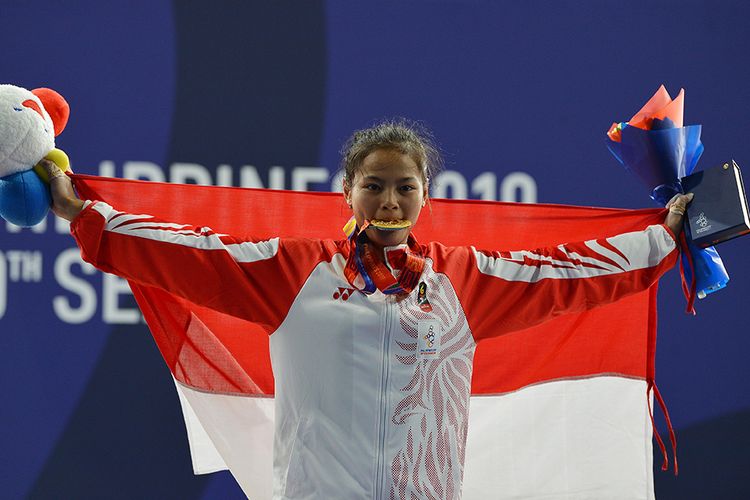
left=0, top=84, right=70, bottom=227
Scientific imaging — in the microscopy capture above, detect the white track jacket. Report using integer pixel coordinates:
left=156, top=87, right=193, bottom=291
left=71, top=201, right=679, bottom=499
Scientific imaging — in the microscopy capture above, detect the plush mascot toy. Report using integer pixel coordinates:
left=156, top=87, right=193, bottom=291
left=0, top=84, right=71, bottom=227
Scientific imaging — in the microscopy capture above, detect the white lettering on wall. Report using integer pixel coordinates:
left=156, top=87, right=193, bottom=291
left=6, top=213, right=70, bottom=234
left=240, top=165, right=285, bottom=189
left=102, top=273, right=142, bottom=324
left=88, top=161, right=538, bottom=202
left=471, top=172, right=497, bottom=200
left=99, top=160, right=116, bottom=177
left=170, top=163, right=212, bottom=185
left=124, top=161, right=165, bottom=182
left=240, top=165, right=264, bottom=188
left=4, top=220, right=20, bottom=233
left=6, top=216, right=47, bottom=234
left=216, top=164, right=233, bottom=187
left=434, top=171, right=469, bottom=199
left=330, top=170, right=344, bottom=193
left=292, top=167, right=328, bottom=191
left=4, top=250, right=43, bottom=282
left=0, top=250, right=43, bottom=320
left=501, top=171, right=537, bottom=203
left=268, top=166, right=285, bottom=190
left=55, top=217, right=70, bottom=235
left=434, top=170, right=537, bottom=202
left=53, top=248, right=97, bottom=324
left=0, top=160, right=541, bottom=326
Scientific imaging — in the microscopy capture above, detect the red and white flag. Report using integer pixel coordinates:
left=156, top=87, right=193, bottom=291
left=72, top=175, right=673, bottom=499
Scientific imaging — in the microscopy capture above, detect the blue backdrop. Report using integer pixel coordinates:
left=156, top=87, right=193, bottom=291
left=1, top=1, right=748, bottom=498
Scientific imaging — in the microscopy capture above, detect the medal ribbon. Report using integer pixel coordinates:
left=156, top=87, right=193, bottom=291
left=343, top=220, right=425, bottom=295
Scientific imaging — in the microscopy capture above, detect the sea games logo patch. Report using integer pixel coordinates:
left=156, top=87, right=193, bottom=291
left=418, top=320, right=441, bottom=358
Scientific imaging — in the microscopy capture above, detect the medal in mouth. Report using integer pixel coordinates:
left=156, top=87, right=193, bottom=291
left=368, top=219, right=412, bottom=231
left=341, top=217, right=412, bottom=239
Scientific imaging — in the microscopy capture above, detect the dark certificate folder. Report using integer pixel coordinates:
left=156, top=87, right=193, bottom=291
left=681, top=160, right=750, bottom=248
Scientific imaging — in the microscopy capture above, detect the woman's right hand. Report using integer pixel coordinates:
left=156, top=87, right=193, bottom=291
left=40, top=159, right=85, bottom=221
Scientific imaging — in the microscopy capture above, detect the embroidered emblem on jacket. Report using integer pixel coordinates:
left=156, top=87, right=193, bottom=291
left=332, top=287, right=355, bottom=301
left=416, top=281, right=433, bottom=312
left=417, top=320, right=441, bottom=357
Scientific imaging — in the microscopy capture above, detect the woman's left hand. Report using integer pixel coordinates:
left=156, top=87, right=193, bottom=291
left=664, top=192, right=694, bottom=236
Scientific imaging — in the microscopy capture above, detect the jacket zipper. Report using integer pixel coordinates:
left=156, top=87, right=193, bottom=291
left=374, top=296, right=394, bottom=499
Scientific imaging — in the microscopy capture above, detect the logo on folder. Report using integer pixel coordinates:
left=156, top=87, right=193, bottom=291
left=694, top=212, right=712, bottom=234
left=697, top=212, right=709, bottom=227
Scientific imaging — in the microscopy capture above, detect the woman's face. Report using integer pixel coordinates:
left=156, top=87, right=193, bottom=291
left=344, top=148, right=428, bottom=249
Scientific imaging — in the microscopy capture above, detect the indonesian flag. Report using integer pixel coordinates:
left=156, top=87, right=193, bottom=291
left=72, top=174, right=673, bottom=500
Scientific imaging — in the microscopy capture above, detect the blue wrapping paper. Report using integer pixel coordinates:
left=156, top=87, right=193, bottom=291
left=607, top=110, right=729, bottom=305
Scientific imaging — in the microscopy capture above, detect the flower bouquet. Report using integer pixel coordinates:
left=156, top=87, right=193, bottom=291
left=606, top=86, right=728, bottom=312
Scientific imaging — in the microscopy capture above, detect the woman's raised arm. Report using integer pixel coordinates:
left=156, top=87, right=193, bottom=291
left=42, top=159, right=335, bottom=332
